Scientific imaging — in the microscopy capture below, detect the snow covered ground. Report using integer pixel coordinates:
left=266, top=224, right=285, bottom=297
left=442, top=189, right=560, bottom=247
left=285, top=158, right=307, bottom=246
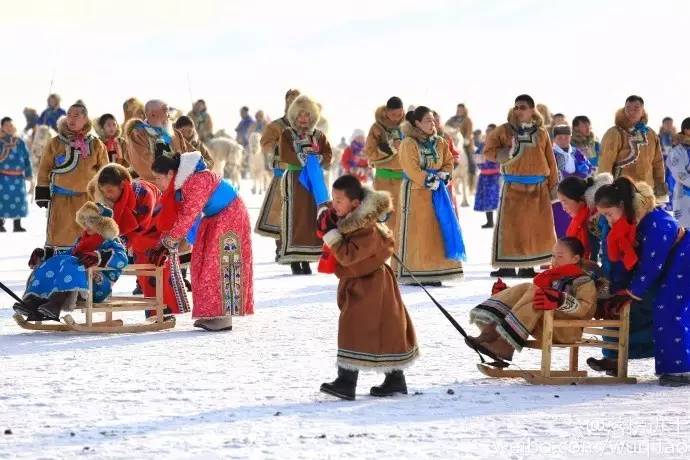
left=2, top=184, right=689, bottom=460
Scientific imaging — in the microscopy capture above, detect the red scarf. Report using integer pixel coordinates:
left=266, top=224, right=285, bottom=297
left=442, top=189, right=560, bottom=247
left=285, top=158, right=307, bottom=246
left=607, top=218, right=639, bottom=270
left=157, top=174, right=179, bottom=233
left=113, top=180, right=140, bottom=243
left=533, top=264, right=584, bottom=289
left=104, top=137, right=118, bottom=152
left=72, top=231, right=104, bottom=256
left=566, top=204, right=591, bottom=259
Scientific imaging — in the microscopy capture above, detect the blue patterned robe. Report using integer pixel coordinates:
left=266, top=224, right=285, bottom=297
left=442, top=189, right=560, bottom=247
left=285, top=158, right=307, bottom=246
left=624, top=208, right=690, bottom=374
left=25, top=237, right=128, bottom=303
left=0, top=135, right=32, bottom=219
left=473, top=143, right=500, bottom=212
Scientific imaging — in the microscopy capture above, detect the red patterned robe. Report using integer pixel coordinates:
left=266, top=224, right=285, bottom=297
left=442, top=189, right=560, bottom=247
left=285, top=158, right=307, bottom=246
left=164, top=153, right=254, bottom=317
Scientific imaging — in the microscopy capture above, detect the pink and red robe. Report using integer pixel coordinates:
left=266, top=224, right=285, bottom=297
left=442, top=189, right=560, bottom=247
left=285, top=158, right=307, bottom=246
left=160, top=152, right=254, bottom=318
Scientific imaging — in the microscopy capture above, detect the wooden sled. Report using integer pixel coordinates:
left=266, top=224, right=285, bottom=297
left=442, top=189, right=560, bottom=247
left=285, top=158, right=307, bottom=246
left=478, top=302, right=636, bottom=385
left=14, top=264, right=175, bottom=333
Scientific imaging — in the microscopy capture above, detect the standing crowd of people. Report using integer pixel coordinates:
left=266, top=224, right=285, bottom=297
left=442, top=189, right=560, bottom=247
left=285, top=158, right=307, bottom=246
left=4, top=89, right=690, bottom=399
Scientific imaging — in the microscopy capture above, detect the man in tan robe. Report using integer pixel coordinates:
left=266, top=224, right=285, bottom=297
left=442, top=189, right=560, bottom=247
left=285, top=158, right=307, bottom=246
left=124, top=99, right=192, bottom=182
left=598, top=95, right=667, bottom=200
left=483, top=94, right=558, bottom=278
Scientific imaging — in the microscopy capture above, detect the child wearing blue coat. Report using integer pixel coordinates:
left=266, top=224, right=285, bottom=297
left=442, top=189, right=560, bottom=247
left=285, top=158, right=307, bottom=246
left=13, top=201, right=128, bottom=321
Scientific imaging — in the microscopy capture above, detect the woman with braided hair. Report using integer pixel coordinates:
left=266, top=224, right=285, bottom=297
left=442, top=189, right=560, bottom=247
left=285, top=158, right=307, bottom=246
left=150, top=150, right=254, bottom=331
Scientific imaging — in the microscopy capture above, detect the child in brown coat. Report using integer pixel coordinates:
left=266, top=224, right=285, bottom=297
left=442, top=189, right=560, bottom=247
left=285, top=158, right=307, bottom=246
left=319, top=175, right=419, bottom=400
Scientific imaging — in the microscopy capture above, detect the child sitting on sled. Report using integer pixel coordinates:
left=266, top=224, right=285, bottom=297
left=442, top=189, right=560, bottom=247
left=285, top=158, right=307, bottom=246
left=467, top=237, right=598, bottom=364
left=13, top=201, right=128, bottom=321
left=317, top=174, right=419, bottom=400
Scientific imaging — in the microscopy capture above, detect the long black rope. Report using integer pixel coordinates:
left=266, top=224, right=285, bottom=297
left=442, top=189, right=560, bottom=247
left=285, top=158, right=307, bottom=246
left=393, top=254, right=487, bottom=364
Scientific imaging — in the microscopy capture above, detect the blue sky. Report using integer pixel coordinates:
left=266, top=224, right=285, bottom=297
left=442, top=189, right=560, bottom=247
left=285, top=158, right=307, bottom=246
left=2, top=0, right=689, bottom=139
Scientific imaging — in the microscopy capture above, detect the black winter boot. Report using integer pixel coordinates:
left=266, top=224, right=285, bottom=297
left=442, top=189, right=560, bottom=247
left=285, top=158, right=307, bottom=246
left=490, top=268, right=517, bottom=278
left=301, top=262, right=312, bottom=275
left=37, top=291, right=77, bottom=322
left=481, top=212, right=494, bottom=229
left=290, top=262, right=303, bottom=275
left=0, top=219, right=5, bottom=232
left=13, top=219, right=26, bottom=232
left=320, top=367, right=359, bottom=401
left=370, top=370, right=408, bottom=397
left=13, top=294, right=45, bottom=318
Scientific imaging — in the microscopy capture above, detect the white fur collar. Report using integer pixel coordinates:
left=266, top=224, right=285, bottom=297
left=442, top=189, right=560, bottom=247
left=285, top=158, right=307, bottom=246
left=175, top=151, right=203, bottom=190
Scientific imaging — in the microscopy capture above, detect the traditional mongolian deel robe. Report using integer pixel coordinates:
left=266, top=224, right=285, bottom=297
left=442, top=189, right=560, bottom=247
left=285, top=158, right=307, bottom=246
left=35, top=119, right=109, bottom=252
left=397, top=126, right=463, bottom=283
left=620, top=188, right=690, bottom=375
left=364, top=106, right=405, bottom=255
left=124, top=118, right=192, bottom=182
left=162, top=152, right=254, bottom=317
left=0, top=135, right=32, bottom=219
left=278, top=96, right=333, bottom=264
left=25, top=203, right=128, bottom=304
left=322, top=187, right=418, bottom=371
left=666, top=135, right=690, bottom=228
left=552, top=144, right=593, bottom=237
left=470, top=270, right=598, bottom=351
left=473, top=142, right=500, bottom=213
left=255, top=117, right=290, bottom=239
left=483, top=109, right=558, bottom=268
left=571, top=132, right=601, bottom=168
left=598, top=109, right=667, bottom=200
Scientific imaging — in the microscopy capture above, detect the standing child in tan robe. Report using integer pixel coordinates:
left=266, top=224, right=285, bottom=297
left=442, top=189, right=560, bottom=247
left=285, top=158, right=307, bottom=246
left=319, top=175, right=418, bottom=401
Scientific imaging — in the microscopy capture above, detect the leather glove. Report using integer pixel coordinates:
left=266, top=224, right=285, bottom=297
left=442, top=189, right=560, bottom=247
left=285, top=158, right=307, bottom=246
left=78, top=251, right=100, bottom=268
left=424, top=174, right=440, bottom=191
left=533, top=287, right=561, bottom=310
left=28, top=248, right=45, bottom=268
left=317, top=207, right=339, bottom=235
left=149, top=245, right=170, bottom=266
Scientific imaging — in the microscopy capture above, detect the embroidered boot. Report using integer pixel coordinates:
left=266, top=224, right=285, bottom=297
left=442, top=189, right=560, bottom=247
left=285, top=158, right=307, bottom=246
left=471, top=323, right=500, bottom=344
left=320, top=367, right=359, bottom=401
left=37, top=291, right=77, bottom=322
left=193, top=317, right=233, bottom=332
left=370, top=370, right=408, bottom=397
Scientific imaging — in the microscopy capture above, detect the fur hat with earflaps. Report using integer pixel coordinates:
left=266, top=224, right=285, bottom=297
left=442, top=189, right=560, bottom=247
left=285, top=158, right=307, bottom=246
left=287, top=94, right=321, bottom=132
left=75, top=201, right=119, bottom=240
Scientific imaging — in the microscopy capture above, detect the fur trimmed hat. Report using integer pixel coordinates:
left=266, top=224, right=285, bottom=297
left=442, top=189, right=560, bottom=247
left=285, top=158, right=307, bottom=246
left=75, top=201, right=119, bottom=240
left=287, top=94, right=321, bottom=132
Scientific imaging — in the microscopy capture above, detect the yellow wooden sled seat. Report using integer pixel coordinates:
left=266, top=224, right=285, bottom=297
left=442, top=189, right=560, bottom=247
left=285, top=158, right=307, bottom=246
left=478, top=302, right=636, bottom=385
left=14, top=264, right=175, bottom=333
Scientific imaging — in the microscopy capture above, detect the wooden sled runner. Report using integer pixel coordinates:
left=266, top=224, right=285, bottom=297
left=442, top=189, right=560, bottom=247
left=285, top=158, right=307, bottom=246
left=14, top=264, right=175, bottom=333
left=478, top=302, right=636, bottom=385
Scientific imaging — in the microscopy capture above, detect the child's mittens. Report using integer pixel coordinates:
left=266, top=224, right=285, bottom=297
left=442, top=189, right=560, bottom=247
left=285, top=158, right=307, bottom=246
left=78, top=251, right=100, bottom=268
left=28, top=247, right=45, bottom=269
left=491, top=278, right=508, bottom=295
left=317, top=207, right=339, bottom=236
left=533, top=287, right=562, bottom=310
